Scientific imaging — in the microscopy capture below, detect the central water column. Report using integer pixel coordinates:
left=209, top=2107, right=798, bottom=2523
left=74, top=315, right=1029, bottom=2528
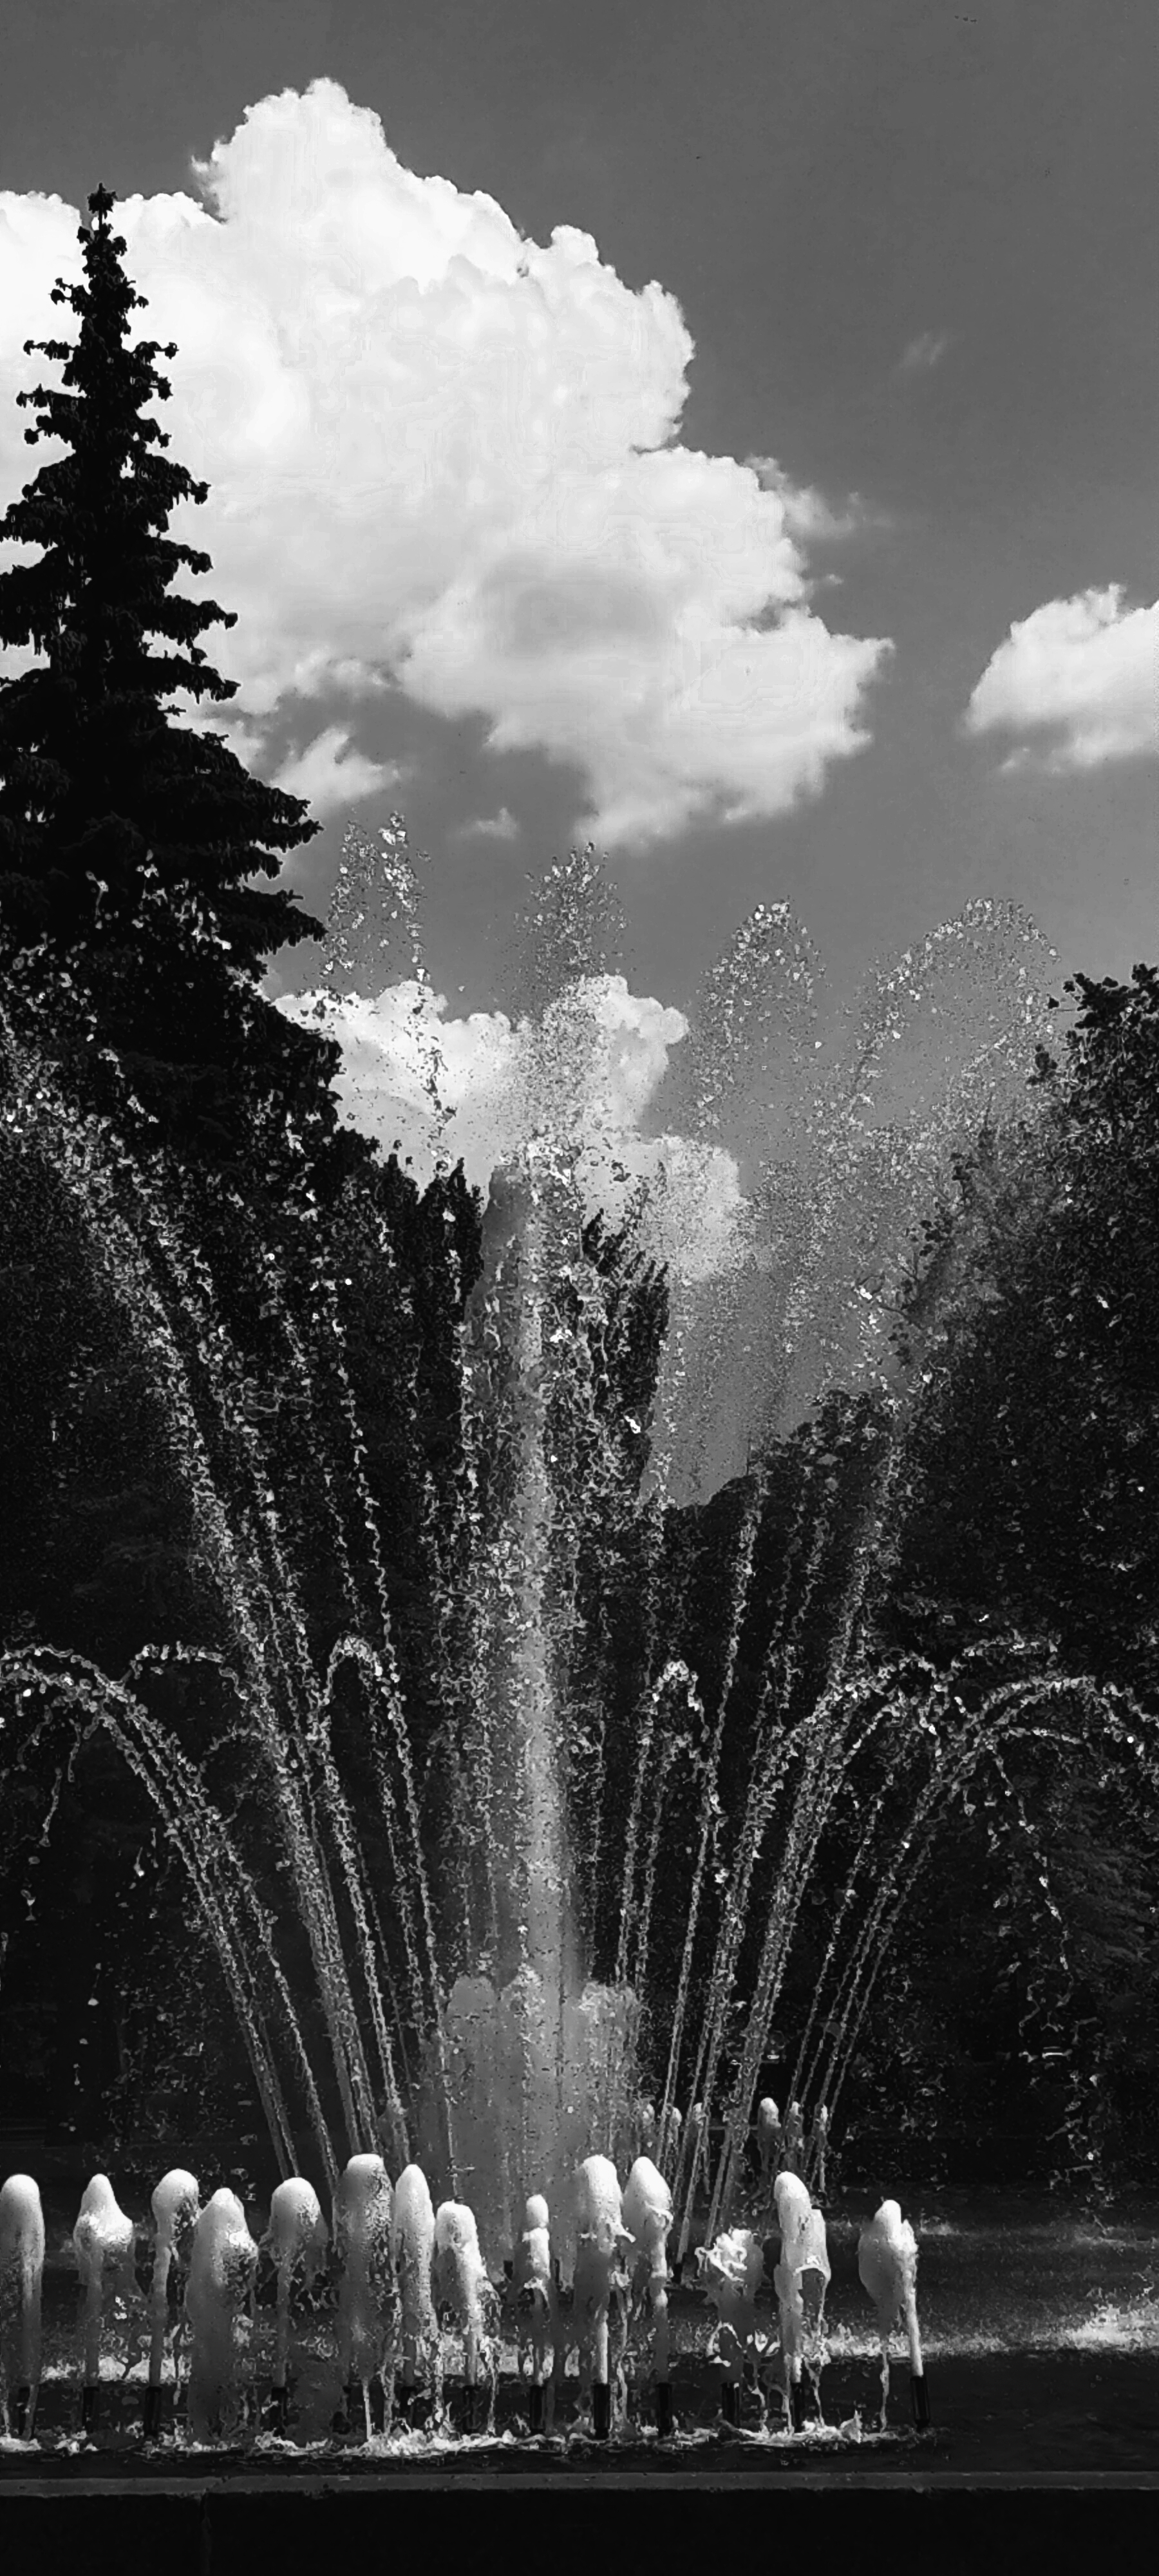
left=430, top=1153, right=636, bottom=2269
left=480, top=1156, right=575, bottom=2005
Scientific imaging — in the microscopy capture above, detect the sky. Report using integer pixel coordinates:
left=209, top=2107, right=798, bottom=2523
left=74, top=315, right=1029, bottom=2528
left=1, top=1, right=1156, bottom=1237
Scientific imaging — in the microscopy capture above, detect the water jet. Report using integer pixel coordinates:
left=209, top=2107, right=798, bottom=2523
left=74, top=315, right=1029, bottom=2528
left=2, top=848, right=1154, bottom=2472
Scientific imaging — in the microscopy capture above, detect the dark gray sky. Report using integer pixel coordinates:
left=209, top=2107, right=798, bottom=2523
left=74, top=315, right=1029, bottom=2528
left=3, top=0, right=1156, bottom=1018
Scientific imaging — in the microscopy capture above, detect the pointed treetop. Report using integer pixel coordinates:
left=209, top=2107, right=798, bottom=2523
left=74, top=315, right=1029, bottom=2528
left=88, top=184, right=117, bottom=229
left=0, top=195, right=323, bottom=984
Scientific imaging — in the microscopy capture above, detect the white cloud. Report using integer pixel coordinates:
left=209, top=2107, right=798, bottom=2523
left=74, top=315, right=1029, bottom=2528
left=744, top=456, right=863, bottom=542
left=966, top=586, right=1159, bottom=773
left=168, top=703, right=274, bottom=772
left=898, top=330, right=950, bottom=375
left=459, top=806, right=520, bottom=840
left=270, top=724, right=402, bottom=815
left=0, top=82, right=890, bottom=850
left=276, top=970, right=745, bottom=1281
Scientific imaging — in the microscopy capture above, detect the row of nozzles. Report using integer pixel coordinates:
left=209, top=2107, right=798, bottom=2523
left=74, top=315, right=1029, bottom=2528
left=0, top=2154, right=925, bottom=2443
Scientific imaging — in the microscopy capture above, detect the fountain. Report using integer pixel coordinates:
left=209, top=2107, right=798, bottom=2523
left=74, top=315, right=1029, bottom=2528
left=512, top=2191, right=556, bottom=2430
left=332, top=2154, right=397, bottom=2437
left=262, top=2177, right=327, bottom=2434
left=858, top=2197, right=927, bottom=2430
left=433, top=2199, right=498, bottom=2432
left=392, top=2163, right=437, bottom=2420
left=184, top=2188, right=259, bottom=2443
left=3, top=838, right=1159, bottom=2462
left=696, top=2224, right=764, bottom=2426
left=71, top=2174, right=135, bottom=2430
left=0, top=2175, right=43, bottom=2438
left=621, top=2155, right=674, bottom=2432
left=771, top=2169, right=831, bottom=2430
left=572, top=2152, right=631, bottom=2437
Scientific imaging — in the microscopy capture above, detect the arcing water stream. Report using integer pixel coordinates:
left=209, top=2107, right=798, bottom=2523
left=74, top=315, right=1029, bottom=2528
left=3, top=837, right=1158, bottom=2368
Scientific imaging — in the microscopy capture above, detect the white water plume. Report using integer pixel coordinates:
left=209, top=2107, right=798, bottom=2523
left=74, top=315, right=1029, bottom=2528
left=3, top=844, right=1153, bottom=2298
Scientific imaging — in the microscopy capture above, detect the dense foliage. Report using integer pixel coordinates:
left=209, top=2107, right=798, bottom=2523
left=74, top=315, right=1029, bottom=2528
left=891, top=968, right=1159, bottom=1686
left=627, top=963, right=1159, bottom=2183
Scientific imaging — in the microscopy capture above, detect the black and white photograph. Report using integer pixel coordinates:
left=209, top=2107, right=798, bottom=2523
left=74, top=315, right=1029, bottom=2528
left=1, top=5, right=1156, bottom=2565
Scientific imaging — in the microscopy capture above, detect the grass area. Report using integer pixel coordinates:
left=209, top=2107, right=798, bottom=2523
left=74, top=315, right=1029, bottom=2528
left=8, top=2190, right=1159, bottom=2473
left=22, top=2185, right=1159, bottom=2385
left=853, top=2194, right=1159, bottom=2356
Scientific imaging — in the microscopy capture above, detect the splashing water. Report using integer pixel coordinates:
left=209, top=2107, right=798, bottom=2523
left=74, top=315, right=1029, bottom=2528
left=2, top=843, right=1157, bottom=2285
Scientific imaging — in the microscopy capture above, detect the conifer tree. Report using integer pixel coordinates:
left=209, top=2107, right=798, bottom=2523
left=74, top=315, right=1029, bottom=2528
left=0, top=185, right=335, bottom=1162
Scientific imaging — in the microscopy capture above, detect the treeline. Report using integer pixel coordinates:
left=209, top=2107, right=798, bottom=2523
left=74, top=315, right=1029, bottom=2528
left=645, top=971, right=1159, bottom=2181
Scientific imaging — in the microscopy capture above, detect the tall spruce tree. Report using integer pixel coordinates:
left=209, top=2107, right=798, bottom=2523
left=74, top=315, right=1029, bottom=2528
left=0, top=184, right=337, bottom=1165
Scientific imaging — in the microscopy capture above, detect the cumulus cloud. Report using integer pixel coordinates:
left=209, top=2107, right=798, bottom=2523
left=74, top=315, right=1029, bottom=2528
left=898, top=330, right=950, bottom=375
left=276, top=971, right=745, bottom=1282
left=270, top=724, right=402, bottom=815
left=459, top=806, right=520, bottom=840
left=0, top=80, right=890, bottom=848
left=165, top=701, right=272, bottom=772
left=965, top=586, right=1159, bottom=772
left=744, top=456, right=863, bottom=543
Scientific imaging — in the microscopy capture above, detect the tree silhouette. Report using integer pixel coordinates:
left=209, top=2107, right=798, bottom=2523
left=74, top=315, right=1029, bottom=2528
left=0, top=184, right=333, bottom=1160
